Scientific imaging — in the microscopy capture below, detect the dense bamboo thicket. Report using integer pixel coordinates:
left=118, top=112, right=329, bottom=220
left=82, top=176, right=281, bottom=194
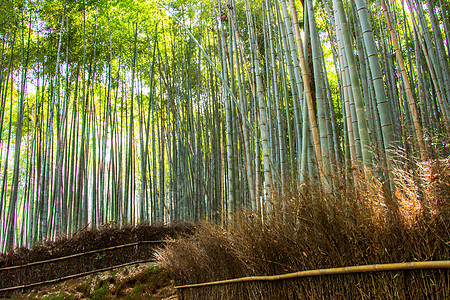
left=0, top=0, right=449, bottom=253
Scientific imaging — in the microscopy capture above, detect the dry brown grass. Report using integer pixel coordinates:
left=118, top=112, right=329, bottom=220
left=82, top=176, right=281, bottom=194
left=156, top=147, right=450, bottom=299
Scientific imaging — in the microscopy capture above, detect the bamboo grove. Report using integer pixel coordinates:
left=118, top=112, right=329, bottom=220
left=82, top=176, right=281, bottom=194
left=0, top=0, right=449, bottom=252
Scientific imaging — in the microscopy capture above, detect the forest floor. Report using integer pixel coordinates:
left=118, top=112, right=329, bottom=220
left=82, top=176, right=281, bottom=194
left=4, top=262, right=177, bottom=300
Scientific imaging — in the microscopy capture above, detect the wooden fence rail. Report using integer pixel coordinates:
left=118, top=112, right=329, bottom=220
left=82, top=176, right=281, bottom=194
left=0, top=240, right=163, bottom=271
left=0, top=240, right=165, bottom=295
left=0, top=259, right=154, bottom=293
left=175, top=260, right=450, bottom=289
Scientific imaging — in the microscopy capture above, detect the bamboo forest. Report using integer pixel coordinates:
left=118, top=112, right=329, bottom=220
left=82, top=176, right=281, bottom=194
left=0, top=0, right=449, bottom=255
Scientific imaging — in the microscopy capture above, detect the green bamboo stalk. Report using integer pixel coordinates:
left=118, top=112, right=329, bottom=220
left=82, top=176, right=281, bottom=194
left=5, top=12, right=32, bottom=250
left=406, top=0, right=450, bottom=133
left=307, top=0, right=330, bottom=176
left=334, top=0, right=372, bottom=171
left=380, top=0, right=427, bottom=160
left=279, top=0, right=304, bottom=176
left=265, top=0, right=287, bottom=183
left=288, top=0, right=324, bottom=184
left=426, top=0, right=450, bottom=117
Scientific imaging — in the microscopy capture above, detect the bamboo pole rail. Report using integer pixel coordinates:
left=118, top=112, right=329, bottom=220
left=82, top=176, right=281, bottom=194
left=0, top=259, right=154, bottom=293
left=0, top=240, right=164, bottom=271
left=175, top=260, right=450, bottom=289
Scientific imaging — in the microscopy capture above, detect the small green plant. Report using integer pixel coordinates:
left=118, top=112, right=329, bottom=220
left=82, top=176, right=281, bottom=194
left=75, top=282, right=91, bottom=298
left=144, top=266, right=159, bottom=277
left=95, top=253, right=105, bottom=260
left=133, top=284, right=144, bottom=295
left=125, top=284, right=144, bottom=300
left=42, top=292, right=73, bottom=300
left=90, top=284, right=109, bottom=300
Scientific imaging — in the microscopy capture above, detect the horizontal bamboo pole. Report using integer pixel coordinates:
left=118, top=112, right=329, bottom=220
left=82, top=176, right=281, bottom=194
left=0, top=259, right=155, bottom=293
left=0, top=240, right=164, bottom=271
left=175, top=260, right=450, bottom=289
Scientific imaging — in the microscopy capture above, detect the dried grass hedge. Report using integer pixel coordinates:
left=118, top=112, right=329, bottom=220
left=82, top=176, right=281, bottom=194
left=156, top=151, right=450, bottom=299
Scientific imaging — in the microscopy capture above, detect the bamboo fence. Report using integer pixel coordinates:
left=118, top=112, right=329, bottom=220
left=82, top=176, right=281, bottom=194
left=0, top=240, right=163, bottom=271
left=175, top=260, right=450, bottom=289
left=0, top=240, right=164, bottom=294
left=0, top=259, right=154, bottom=292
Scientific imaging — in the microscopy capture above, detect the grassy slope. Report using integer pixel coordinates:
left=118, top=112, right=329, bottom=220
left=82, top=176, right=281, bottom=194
left=6, top=263, right=177, bottom=300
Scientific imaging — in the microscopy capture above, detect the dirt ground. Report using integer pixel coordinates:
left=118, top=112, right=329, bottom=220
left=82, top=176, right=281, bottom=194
left=4, top=262, right=177, bottom=300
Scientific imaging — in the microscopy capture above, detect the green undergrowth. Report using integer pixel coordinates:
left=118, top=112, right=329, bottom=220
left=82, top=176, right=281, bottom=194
left=42, top=293, right=76, bottom=300
left=9, top=264, right=175, bottom=300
